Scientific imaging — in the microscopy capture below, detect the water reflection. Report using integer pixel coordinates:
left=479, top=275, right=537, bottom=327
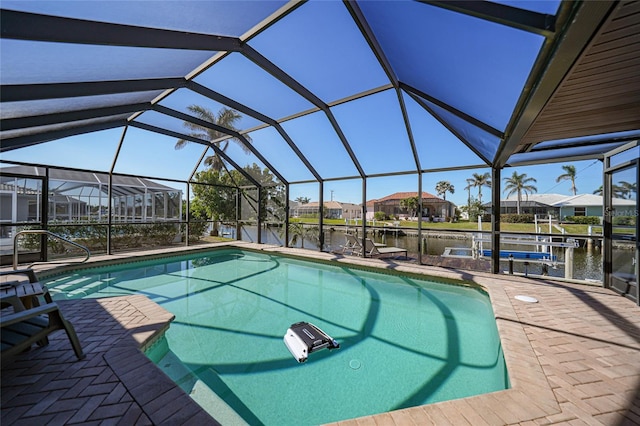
left=228, top=225, right=607, bottom=283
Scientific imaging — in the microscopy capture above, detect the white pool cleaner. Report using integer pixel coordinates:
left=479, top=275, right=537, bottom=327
left=283, top=321, right=340, bottom=363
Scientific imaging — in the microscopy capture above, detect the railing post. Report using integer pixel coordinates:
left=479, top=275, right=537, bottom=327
left=565, top=246, right=574, bottom=279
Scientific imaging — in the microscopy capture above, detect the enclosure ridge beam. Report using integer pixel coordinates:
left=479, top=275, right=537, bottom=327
left=189, top=146, right=211, bottom=182
left=401, top=83, right=503, bottom=139
left=404, top=90, right=492, bottom=166
left=322, top=110, right=366, bottom=178
left=187, top=81, right=273, bottom=124
left=0, top=120, right=127, bottom=151
left=129, top=121, right=261, bottom=188
left=505, top=143, right=622, bottom=167
left=529, top=137, right=639, bottom=153
left=0, top=9, right=243, bottom=51
left=0, top=78, right=187, bottom=102
left=271, top=122, right=323, bottom=182
left=242, top=45, right=324, bottom=107
left=152, top=104, right=288, bottom=185
left=423, top=1, right=556, bottom=37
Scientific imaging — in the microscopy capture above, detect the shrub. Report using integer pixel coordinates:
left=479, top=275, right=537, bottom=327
left=564, top=216, right=601, bottom=225
left=187, top=220, right=208, bottom=240
left=612, top=216, right=635, bottom=226
left=501, top=214, right=535, bottom=223
left=373, top=211, right=386, bottom=221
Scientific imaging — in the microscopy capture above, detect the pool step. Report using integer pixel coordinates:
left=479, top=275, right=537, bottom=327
left=154, top=350, right=249, bottom=425
left=47, top=277, right=97, bottom=296
left=49, top=277, right=114, bottom=298
left=190, top=379, right=249, bottom=426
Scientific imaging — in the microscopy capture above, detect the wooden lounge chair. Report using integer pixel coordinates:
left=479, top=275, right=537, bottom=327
left=363, top=238, right=407, bottom=258
left=1, top=302, right=85, bottom=362
left=1, top=268, right=53, bottom=311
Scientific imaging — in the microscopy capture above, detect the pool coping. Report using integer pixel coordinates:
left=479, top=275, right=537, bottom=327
left=4, top=241, right=639, bottom=425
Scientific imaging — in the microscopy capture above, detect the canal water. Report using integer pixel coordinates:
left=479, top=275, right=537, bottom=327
left=228, top=225, right=606, bottom=283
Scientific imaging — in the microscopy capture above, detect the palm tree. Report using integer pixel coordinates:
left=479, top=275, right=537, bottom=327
left=464, top=178, right=474, bottom=213
left=175, top=105, right=250, bottom=171
left=618, top=181, right=637, bottom=199
left=400, top=196, right=419, bottom=218
left=503, top=171, right=537, bottom=214
left=556, top=165, right=578, bottom=195
left=593, top=183, right=634, bottom=199
left=593, top=185, right=603, bottom=196
left=469, top=172, right=492, bottom=203
left=435, top=181, right=455, bottom=201
left=295, top=196, right=310, bottom=204
left=288, top=222, right=319, bottom=248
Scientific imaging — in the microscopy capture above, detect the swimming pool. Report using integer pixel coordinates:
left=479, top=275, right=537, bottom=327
left=44, top=248, right=508, bottom=425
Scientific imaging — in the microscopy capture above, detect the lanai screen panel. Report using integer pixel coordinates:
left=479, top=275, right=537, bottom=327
left=420, top=99, right=501, bottom=164
left=0, top=129, right=124, bottom=171
left=157, top=89, right=263, bottom=133
left=281, top=111, right=360, bottom=180
left=0, top=40, right=212, bottom=85
left=0, top=1, right=286, bottom=36
left=0, top=114, right=130, bottom=143
left=1, top=91, right=163, bottom=121
left=249, top=1, right=389, bottom=104
left=331, top=90, right=416, bottom=175
left=247, top=127, right=316, bottom=183
left=113, top=127, right=205, bottom=181
left=358, top=1, right=546, bottom=132
left=405, top=94, right=485, bottom=169
left=194, top=53, right=315, bottom=123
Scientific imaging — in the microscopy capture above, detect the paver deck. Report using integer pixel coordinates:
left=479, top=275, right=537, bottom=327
left=2, top=242, right=639, bottom=425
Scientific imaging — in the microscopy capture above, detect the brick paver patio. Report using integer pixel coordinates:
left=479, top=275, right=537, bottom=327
left=2, top=243, right=639, bottom=425
left=1, top=294, right=218, bottom=425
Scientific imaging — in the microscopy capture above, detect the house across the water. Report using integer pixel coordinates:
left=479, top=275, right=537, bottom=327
left=492, top=193, right=636, bottom=221
left=290, top=200, right=361, bottom=220
left=367, top=192, right=456, bottom=221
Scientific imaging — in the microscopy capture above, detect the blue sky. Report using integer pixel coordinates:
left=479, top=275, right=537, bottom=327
left=1, top=0, right=606, bottom=209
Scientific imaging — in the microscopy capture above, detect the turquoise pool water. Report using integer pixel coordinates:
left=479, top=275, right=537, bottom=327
left=44, top=249, right=508, bottom=425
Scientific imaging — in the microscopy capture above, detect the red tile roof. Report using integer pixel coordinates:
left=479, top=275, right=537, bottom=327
left=372, top=192, right=442, bottom=202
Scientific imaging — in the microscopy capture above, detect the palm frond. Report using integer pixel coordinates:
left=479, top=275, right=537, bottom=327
left=175, top=105, right=252, bottom=169
left=187, top=105, right=217, bottom=122
left=175, top=139, right=188, bottom=150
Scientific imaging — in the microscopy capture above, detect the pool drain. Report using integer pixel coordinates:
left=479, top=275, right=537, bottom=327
left=349, top=359, right=362, bottom=370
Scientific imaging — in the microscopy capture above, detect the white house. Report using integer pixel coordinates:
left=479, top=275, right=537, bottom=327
left=495, top=193, right=635, bottom=221
left=290, top=201, right=361, bottom=219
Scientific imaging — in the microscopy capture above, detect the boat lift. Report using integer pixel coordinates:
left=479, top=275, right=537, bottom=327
left=473, top=234, right=579, bottom=279
left=443, top=234, right=579, bottom=279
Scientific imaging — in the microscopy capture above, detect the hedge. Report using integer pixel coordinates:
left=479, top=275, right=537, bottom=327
left=564, top=216, right=601, bottom=225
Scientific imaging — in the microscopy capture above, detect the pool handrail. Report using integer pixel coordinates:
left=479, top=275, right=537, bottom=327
left=13, top=230, right=90, bottom=270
